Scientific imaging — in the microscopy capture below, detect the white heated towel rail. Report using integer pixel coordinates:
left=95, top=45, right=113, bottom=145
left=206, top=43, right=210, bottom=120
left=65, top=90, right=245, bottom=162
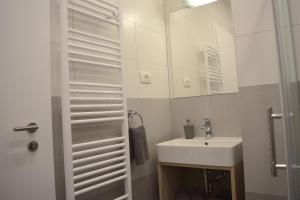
left=60, top=0, right=132, bottom=199
left=205, top=46, right=223, bottom=94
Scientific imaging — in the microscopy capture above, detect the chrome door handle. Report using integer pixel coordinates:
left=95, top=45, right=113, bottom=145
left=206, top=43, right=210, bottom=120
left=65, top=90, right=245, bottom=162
left=13, top=122, right=39, bottom=133
left=267, top=107, right=286, bottom=177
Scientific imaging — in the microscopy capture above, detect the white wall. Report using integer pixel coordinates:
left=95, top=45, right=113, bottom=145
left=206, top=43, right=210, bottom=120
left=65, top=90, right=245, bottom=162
left=232, top=0, right=280, bottom=87
left=120, top=0, right=170, bottom=99
left=232, top=0, right=300, bottom=86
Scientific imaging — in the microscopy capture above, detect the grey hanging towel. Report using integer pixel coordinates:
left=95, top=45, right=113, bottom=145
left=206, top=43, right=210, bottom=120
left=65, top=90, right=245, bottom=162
left=129, top=125, right=149, bottom=165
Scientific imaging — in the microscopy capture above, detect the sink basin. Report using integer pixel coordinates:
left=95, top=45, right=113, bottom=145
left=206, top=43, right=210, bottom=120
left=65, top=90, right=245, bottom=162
left=157, top=137, right=243, bottom=167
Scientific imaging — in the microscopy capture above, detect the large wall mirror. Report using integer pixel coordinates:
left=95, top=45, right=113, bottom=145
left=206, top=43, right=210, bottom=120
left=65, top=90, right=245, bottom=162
left=165, top=0, right=239, bottom=98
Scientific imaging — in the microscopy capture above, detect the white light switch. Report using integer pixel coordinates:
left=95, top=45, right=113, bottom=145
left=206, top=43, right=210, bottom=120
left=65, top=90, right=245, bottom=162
left=183, top=77, right=191, bottom=88
left=140, top=71, right=152, bottom=84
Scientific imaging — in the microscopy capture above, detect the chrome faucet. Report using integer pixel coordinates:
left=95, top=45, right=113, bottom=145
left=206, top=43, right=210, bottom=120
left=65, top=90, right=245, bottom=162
left=200, top=118, right=212, bottom=139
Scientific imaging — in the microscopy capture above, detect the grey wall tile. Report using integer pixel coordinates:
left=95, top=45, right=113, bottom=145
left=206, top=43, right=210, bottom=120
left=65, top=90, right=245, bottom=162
left=143, top=173, right=159, bottom=200
left=127, top=98, right=173, bottom=181
left=246, top=192, right=287, bottom=200
left=171, top=96, right=210, bottom=138
left=239, top=84, right=287, bottom=197
left=292, top=25, right=300, bottom=81
left=51, top=98, right=172, bottom=200
left=127, top=99, right=172, bottom=200
left=77, top=183, right=125, bottom=200
left=289, top=0, right=300, bottom=26
left=52, top=87, right=288, bottom=199
left=51, top=76, right=290, bottom=200
left=169, top=84, right=290, bottom=198
left=210, top=93, right=242, bottom=137
left=171, top=93, right=242, bottom=139
left=132, top=177, right=145, bottom=200
left=51, top=97, right=66, bottom=200
left=132, top=174, right=159, bottom=200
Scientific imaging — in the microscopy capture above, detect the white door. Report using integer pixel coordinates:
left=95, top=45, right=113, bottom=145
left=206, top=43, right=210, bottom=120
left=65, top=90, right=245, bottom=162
left=0, top=1, right=56, bottom=200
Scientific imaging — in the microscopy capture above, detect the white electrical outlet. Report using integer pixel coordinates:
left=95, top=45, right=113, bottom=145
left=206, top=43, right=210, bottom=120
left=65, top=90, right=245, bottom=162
left=140, top=71, right=152, bottom=84
left=183, top=77, right=191, bottom=88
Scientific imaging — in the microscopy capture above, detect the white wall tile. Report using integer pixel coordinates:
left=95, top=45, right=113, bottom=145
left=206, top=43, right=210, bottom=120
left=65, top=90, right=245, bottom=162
left=134, top=0, right=166, bottom=34
left=231, top=0, right=274, bottom=36
left=169, top=6, right=220, bottom=47
left=215, top=25, right=239, bottom=93
left=136, top=25, right=167, bottom=66
left=169, top=12, right=194, bottom=43
left=235, top=31, right=280, bottom=87
left=138, top=62, right=170, bottom=98
left=204, top=1, right=233, bottom=30
left=122, top=20, right=137, bottom=59
left=123, top=58, right=139, bottom=98
left=172, top=69, right=193, bottom=97
left=50, top=0, right=60, bottom=44
left=172, top=69, right=202, bottom=97
left=171, top=38, right=203, bottom=72
left=119, top=0, right=169, bottom=99
left=119, top=0, right=135, bottom=22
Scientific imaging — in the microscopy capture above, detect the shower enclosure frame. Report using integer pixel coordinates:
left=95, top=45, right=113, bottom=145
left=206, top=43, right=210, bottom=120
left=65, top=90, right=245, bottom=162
left=271, top=0, right=300, bottom=199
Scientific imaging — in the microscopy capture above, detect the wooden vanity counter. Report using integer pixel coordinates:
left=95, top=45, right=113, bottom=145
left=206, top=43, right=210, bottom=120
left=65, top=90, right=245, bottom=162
left=158, top=161, right=245, bottom=200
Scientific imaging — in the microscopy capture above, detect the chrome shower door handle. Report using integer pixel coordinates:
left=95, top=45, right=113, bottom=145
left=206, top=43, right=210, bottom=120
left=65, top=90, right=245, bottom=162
left=13, top=122, right=39, bottom=133
left=267, top=107, right=286, bottom=177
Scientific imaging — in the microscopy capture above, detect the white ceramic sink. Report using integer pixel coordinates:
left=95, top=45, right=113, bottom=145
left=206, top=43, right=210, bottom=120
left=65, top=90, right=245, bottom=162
left=157, top=137, right=243, bottom=167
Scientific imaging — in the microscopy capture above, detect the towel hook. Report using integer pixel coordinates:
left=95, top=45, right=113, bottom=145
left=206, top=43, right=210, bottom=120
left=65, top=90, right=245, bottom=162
left=128, top=109, right=144, bottom=127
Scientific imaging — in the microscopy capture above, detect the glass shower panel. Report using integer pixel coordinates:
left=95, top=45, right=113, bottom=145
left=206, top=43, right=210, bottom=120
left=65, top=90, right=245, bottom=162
left=273, top=0, right=300, bottom=199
